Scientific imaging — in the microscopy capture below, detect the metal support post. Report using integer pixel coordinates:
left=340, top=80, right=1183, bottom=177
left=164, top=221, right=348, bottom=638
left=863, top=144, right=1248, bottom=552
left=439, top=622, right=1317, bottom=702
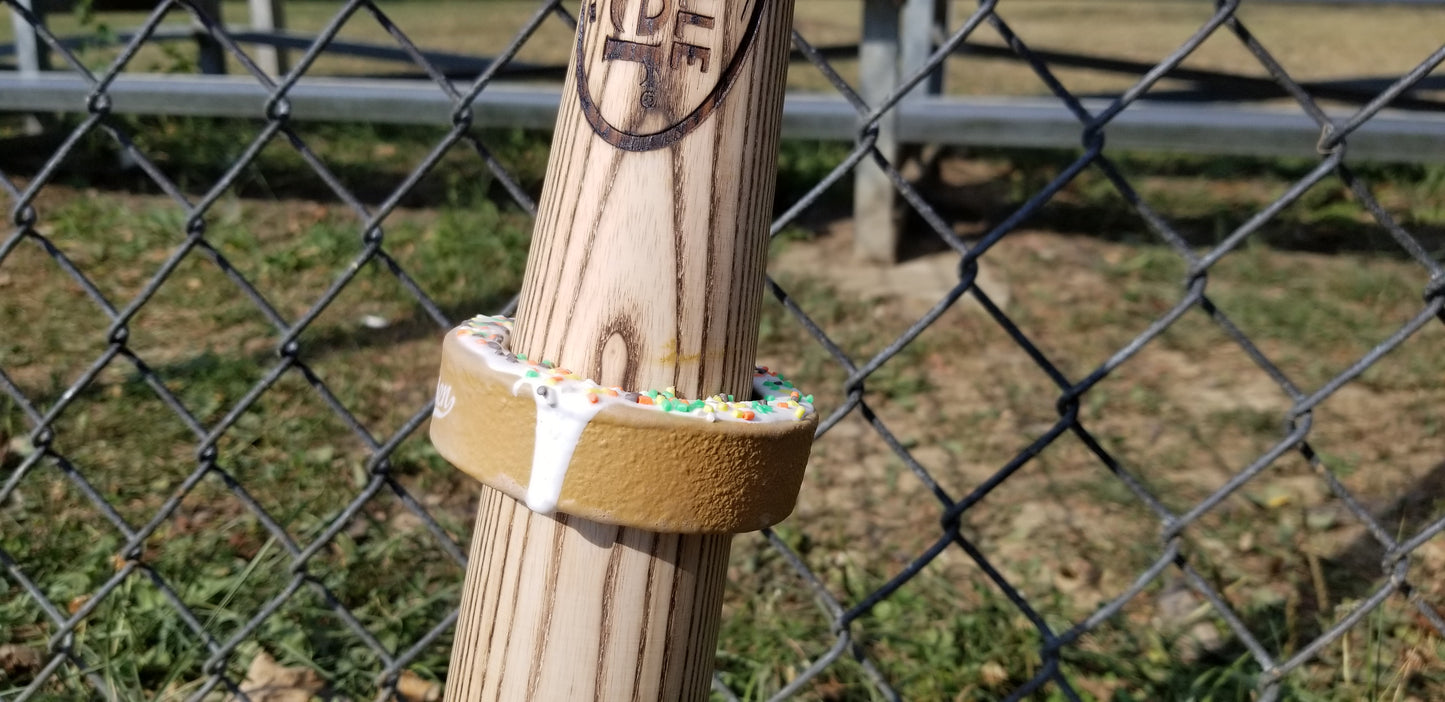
left=854, top=0, right=946, bottom=263
left=854, top=0, right=903, bottom=262
left=247, top=0, right=287, bottom=78
left=191, top=0, right=226, bottom=75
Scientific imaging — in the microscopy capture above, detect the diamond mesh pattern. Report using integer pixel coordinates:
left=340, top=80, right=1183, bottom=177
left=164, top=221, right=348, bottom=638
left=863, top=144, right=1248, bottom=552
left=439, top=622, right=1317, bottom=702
left=2, top=0, right=1443, bottom=700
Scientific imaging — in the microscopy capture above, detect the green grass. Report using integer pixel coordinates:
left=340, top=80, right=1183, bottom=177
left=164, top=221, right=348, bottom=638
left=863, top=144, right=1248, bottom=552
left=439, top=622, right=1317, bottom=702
left=3, top=102, right=1445, bottom=702
left=3, top=0, right=1445, bottom=695
left=0, top=118, right=540, bottom=697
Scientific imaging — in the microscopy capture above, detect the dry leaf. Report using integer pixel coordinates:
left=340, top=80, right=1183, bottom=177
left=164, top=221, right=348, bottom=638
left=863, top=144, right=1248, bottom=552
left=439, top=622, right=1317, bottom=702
left=395, top=670, right=441, bottom=702
left=228, top=651, right=325, bottom=702
left=979, top=660, right=1009, bottom=689
left=812, top=676, right=847, bottom=701
left=0, top=644, right=44, bottom=677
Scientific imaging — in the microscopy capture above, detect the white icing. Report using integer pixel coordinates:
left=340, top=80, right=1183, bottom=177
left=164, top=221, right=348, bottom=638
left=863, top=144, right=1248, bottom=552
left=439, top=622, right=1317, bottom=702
left=525, top=387, right=605, bottom=513
left=451, top=315, right=815, bottom=515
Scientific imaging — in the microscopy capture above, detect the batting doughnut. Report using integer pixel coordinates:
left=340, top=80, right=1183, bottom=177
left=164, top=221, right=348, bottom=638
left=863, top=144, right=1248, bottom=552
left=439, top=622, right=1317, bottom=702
left=428, top=315, right=817, bottom=534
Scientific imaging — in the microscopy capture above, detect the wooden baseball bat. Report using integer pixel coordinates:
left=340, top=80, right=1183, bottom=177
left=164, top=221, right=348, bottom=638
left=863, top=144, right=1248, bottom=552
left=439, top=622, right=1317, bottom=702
left=441, top=0, right=797, bottom=699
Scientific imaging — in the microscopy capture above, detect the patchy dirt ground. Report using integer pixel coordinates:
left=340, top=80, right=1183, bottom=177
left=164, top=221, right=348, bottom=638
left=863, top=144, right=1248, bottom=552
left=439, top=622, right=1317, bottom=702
left=4, top=152, right=1444, bottom=697
left=766, top=213, right=1445, bottom=690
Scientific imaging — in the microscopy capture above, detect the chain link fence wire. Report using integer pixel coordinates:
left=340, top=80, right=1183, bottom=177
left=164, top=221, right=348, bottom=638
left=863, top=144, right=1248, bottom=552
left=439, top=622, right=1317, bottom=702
left=2, top=0, right=1444, bottom=699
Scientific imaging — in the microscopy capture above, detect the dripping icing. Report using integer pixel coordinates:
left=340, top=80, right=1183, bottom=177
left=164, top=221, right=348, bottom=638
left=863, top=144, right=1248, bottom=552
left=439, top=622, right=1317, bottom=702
left=524, top=387, right=605, bottom=513
left=451, top=315, right=816, bottom=515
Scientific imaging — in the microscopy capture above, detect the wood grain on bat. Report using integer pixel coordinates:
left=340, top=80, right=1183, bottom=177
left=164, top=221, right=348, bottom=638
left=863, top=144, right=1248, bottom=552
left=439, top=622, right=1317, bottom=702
left=446, top=0, right=795, bottom=698
left=516, top=0, right=793, bottom=401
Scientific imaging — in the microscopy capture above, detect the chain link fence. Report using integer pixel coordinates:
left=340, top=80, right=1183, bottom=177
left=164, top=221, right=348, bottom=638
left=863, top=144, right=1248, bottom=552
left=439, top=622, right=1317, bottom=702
left=2, top=0, right=1444, bottom=699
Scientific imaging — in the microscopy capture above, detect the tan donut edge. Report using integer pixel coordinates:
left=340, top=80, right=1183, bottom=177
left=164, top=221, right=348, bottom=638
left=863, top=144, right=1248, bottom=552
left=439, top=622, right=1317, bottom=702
left=428, top=332, right=816, bottom=534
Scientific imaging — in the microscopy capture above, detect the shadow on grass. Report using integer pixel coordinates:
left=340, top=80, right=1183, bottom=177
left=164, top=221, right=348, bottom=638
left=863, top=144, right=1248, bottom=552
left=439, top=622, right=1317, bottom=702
left=1130, top=461, right=1445, bottom=701
left=895, top=146, right=1445, bottom=264
left=0, top=116, right=551, bottom=210
left=294, top=287, right=519, bottom=358
left=1329, top=462, right=1445, bottom=582
left=8, top=117, right=1443, bottom=266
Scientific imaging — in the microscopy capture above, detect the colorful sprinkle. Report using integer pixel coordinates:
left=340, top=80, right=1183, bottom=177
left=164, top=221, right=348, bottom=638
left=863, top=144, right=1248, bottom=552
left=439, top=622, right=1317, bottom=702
left=453, top=315, right=817, bottom=426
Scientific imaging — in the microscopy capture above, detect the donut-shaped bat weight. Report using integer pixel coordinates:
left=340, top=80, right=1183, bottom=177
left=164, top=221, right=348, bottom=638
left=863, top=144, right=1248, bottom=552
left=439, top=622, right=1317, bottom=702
left=429, top=316, right=817, bottom=534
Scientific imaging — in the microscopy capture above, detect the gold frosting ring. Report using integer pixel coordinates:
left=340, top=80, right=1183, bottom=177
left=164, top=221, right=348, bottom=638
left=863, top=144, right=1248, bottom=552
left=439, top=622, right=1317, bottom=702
left=428, top=316, right=817, bottom=534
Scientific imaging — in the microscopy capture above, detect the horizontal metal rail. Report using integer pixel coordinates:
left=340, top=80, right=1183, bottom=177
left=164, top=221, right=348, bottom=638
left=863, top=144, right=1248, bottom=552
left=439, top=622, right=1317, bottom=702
left=8, top=31, right=1442, bottom=110
left=0, top=27, right=556, bottom=79
left=4, top=72, right=1444, bottom=162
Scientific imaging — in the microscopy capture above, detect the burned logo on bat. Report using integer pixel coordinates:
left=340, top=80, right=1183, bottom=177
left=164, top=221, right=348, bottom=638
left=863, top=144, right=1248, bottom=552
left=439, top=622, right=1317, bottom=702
left=575, top=0, right=767, bottom=151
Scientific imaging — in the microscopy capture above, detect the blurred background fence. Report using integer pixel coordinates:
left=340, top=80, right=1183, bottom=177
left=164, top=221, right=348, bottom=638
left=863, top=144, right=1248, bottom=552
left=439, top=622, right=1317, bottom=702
left=2, top=0, right=1444, bottom=700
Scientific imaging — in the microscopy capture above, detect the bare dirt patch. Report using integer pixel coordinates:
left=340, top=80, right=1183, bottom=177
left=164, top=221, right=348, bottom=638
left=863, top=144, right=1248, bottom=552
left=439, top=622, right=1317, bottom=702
left=762, top=216, right=1445, bottom=685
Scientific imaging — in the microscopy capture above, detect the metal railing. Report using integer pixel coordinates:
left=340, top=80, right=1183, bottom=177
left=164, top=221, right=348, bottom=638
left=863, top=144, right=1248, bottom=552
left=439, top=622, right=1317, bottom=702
left=6, top=2, right=1445, bottom=165
left=2, top=0, right=1443, bottom=700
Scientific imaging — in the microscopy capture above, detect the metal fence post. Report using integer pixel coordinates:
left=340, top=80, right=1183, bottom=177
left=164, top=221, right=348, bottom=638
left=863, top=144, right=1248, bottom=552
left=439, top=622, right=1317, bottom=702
left=854, top=0, right=944, bottom=263
left=191, top=0, right=225, bottom=74
left=6, top=0, right=52, bottom=135
left=8, top=0, right=49, bottom=75
left=901, top=0, right=946, bottom=99
left=246, top=0, right=286, bottom=77
left=854, top=0, right=902, bottom=262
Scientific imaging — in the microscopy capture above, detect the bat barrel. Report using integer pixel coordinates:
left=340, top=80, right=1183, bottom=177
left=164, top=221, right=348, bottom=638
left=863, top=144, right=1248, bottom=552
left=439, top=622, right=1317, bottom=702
left=439, top=0, right=800, bottom=698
